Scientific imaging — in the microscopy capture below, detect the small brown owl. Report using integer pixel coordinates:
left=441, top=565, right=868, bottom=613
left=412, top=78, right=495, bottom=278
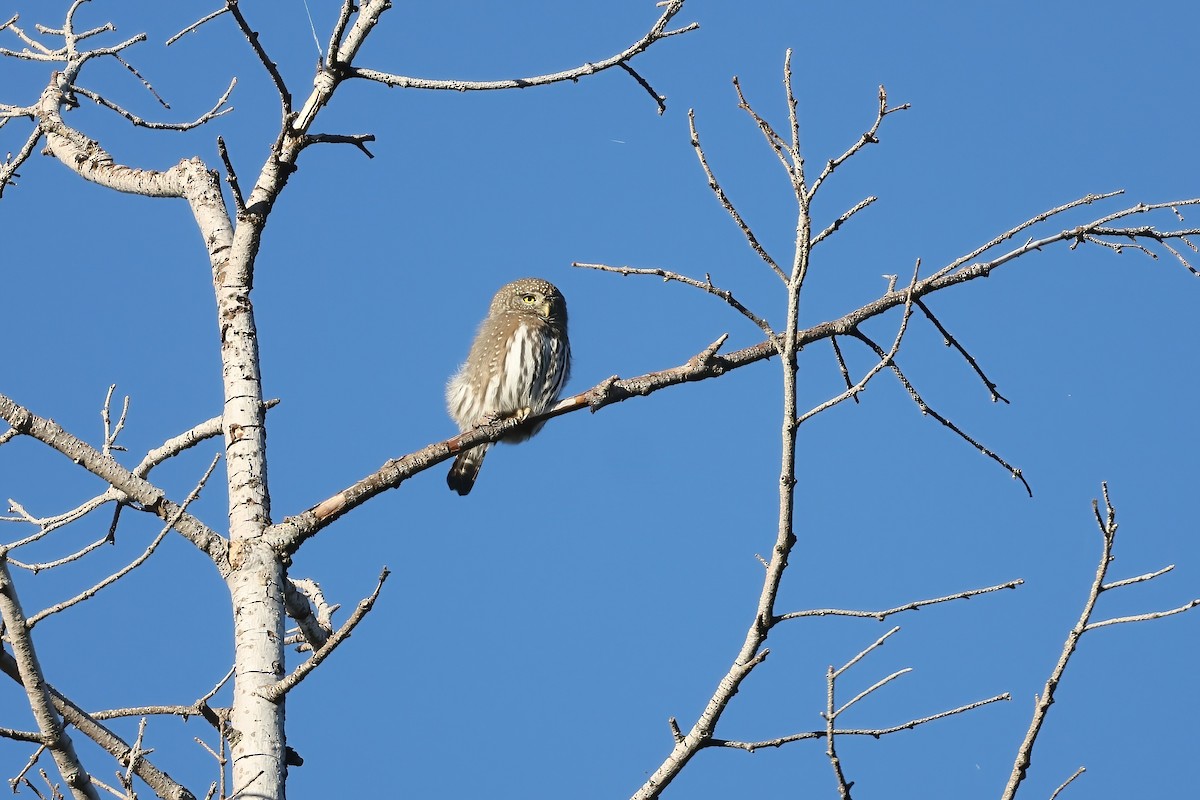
left=445, top=278, right=571, bottom=495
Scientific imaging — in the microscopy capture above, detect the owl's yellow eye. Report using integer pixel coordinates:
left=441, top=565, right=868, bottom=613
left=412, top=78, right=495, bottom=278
left=521, top=294, right=537, bottom=304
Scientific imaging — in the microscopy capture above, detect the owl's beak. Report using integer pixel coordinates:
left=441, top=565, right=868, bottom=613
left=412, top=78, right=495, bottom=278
left=539, top=300, right=552, bottom=318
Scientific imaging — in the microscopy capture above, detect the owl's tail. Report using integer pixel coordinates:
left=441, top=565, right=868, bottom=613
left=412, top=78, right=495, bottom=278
left=447, top=443, right=490, bottom=495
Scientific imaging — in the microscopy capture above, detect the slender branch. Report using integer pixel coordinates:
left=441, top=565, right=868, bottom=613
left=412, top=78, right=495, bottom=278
left=0, top=124, right=44, bottom=198
left=797, top=260, right=920, bottom=424
left=811, top=196, right=878, bottom=248
left=224, top=0, right=290, bottom=115
left=572, top=261, right=774, bottom=337
left=27, top=454, right=221, bottom=627
left=777, top=579, right=1023, bottom=622
left=0, top=394, right=228, bottom=568
left=709, top=692, right=1010, bottom=752
left=1000, top=483, right=1200, bottom=800
left=1084, top=599, right=1200, bottom=631
left=0, top=557, right=100, bottom=800
left=688, top=108, right=786, bottom=281
left=915, top=298, right=1010, bottom=403
left=1049, top=767, right=1087, bottom=800
left=731, top=76, right=792, bottom=189
left=166, top=7, right=229, bottom=46
left=850, top=329, right=1032, bottom=495
left=261, top=568, right=390, bottom=702
left=1102, top=564, right=1173, bottom=591
left=216, top=135, right=246, bottom=215
left=0, top=649, right=199, bottom=800
left=283, top=578, right=336, bottom=651
left=829, top=336, right=857, bottom=402
left=70, top=77, right=235, bottom=130
left=927, top=191, right=1125, bottom=281
left=298, top=132, right=376, bottom=158
left=807, top=84, right=909, bottom=203
left=99, top=385, right=128, bottom=456
left=326, top=0, right=356, bottom=67
left=618, top=61, right=666, bottom=114
left=134, top=400, right=277, bottom=478
left=349, top=1, right=697, bottom=92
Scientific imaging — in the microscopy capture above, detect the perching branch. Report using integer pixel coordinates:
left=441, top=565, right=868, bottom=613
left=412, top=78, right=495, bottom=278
left=267, top=192, right=1200, bottom=554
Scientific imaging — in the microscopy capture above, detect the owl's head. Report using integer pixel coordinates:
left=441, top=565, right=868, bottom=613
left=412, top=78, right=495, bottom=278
left=495, top=277, right=568, bottom=327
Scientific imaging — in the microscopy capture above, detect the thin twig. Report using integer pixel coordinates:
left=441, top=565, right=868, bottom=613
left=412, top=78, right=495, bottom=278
left=261, top=568, right=390, bottom=702
left=225, top=0, right=291, bottom=114
left=915, top=298, right=1010, bottom=404
left=27, top=453, right=221, bottom=627
left=70, top=77, right=234, bottom=130
left=348, top=1, right=697, bottom=93
left=850, top=330, right=1032, bottom=495
left=1000, top=484, right=1200, bottom=799
left=710, top=692, right=1010, bottom=751
left=572, top=262, right=774, bottom=337
left=777, top=579, right=1023, bottom=622
left=166, top=6, right=229, bottom=46
left=688, top=108, right=786, bottom=281
left=618, top=61, right=666, bottom=114
left=217, top=135, right=246, bottom=215
left=1049, top=767, right=1086, bottom=800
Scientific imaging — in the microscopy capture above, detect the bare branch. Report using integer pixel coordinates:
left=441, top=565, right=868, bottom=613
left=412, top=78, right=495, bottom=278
left=298, top=132, right=375, bottom=158
left=777, top=579, right=1023, bottom=622
left=284, top=578, right=336, bottom=651
left=326, top=0, right=356, bottom=67
left=224, top=0, right=291, bottom=116
left=99, top=385, right=128, bottom=456
left=0, top=648, right=201, bottom=799
left=915, top=298, right=1010, bottom=404
left=618, top=61, right=666, bottom=114
left=928, top=191, right=1124, bottom=281
left=572, top=261, right=774, bottom=337
left=27, top=453, right=221, bottom=628
left=261, top=568, right=390, bottom=703
left=732, top=76, right=792, bottom=187
left=811, top=196, right=878, bottom=248
left=0, top=124, right=44, bottom=198
left=688, top=108, right=786, bottom=281
left=797, top=260, right=920, bottom=424
left=166, top=7, right=229, bottom=47
left=0, top=394, right=228, bottom=568
left=709, top=692, right=1010, bottom=752
left=216, top=135, right=246, bottom=215
left=1000, top=484, right=1200, bottom=800
left=1084, top=599, right=1200, bottom=631
left=349, top=1, right=697, bottom=93
left=1101, top=564, right=1173, bottom=591
left=807, top=84, right=909, bottom=203
left=850, top=329, right=1032, bottom=495
left=70, top=77, right=235, bottom=131
left=0, top=557, right=100, bottom=800
left=1049, top=767, right=1087, bottom=800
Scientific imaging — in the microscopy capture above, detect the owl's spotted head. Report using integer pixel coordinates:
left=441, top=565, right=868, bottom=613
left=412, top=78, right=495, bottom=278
left=495, top=277, right=568, bottom=327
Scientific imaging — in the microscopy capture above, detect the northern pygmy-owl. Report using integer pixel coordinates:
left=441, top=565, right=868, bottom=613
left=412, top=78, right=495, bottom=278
left=445, top=278, right=571, bottom=495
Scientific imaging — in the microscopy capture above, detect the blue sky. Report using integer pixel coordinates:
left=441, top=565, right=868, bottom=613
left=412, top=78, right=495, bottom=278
left=1, top=1, right=1198, bottom=798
